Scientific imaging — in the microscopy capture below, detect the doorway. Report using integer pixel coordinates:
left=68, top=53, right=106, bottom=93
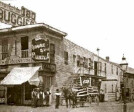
left=7, top=85, right=23, bottom=105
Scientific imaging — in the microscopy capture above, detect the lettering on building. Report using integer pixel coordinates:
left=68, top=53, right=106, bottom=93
left=0, top=1, right=36, bottom=26
left=0, top=57, right=33, bottom=65
left=41, top=63, right=56, bottom=73
left=32, top=34, right=50, bottom=61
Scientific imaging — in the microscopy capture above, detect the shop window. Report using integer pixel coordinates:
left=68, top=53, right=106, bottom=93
left=64, top=51, right=68, bottom=65
left=50, top=44, right=55, bottom=63
left=2, top=39, right=8, bottom=60
left=21, top=36, right=29, bottom=58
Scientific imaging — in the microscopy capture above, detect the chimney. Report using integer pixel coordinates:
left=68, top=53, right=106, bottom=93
left=106, top=56, right=109, bottom=61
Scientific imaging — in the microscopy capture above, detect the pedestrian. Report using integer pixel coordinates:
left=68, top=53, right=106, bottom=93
left=55, top=89, right=61, bottom=109
left=31, top=88, right=38, bottom=108
left=45, top=88, right=51, bottom=106
left=36, top=88, right=40, bottom=107
left=39, top=89, right=45, bottom=107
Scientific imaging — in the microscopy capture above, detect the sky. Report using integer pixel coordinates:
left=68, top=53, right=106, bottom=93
left=0, top=0, right=134, bottom=68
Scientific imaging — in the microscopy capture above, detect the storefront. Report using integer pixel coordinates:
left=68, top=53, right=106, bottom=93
left=0, top=66, right=41, bottom=105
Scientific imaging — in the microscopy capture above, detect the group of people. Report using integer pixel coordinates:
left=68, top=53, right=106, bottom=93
left=31, top=88, right=51, bottom=108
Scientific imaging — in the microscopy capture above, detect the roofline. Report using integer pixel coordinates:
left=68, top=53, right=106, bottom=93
left=0, top=23, right=67, bottom=37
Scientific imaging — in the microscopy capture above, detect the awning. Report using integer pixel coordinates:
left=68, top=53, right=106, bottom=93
left=0, top=66, right=41, bottom=86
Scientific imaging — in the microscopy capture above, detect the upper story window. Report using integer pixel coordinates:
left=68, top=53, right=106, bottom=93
left=77, top=55, right=80, bottom=67
left=88, top=58, right=93, bottom=69
left=64, top=51, right=68, bottom=65
left=73, top=55, right=76, bottom=63
left=99, top=62, right=102, bottom=72
left=83, top=57, right=88, bottom=68
left=105, top=63, right=107, bottom=74
left=2, top=39, right=8, bottom=60
left=50, top=43, right=55, bottom=63
left=116, top=67, right=118, bottom=75
left=21, top=36, right=29, bottom=58
left=111, top=65, right=113, bottom=74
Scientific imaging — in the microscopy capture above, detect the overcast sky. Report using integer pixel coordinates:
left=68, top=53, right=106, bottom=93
left=1, top=0, right=134, bottom=68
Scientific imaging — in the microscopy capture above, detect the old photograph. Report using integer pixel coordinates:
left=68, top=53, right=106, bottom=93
left=0, top=0, right=134, bottom=112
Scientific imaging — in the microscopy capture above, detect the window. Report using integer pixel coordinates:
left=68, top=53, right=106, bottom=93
left=116, top=67, right=118, bottom=75
left=99, top=62, right=102, bottom=72
left=73, top=55, right=76, bottom=63
left=2, top=39, right=8, bottom=60
left=21, top=36, right=29, bottom=58
left=83, top=57, right=88, bottom=68
left=64, top=51, right=68, bottom=65
left=105, top=63, right=107, bottom=74
left=77, top=55, right=80, bottom=66
left=94, top=61, right=98, bottom=76
left=111, top=65, right=113, bottom=74
left=50, top=44, right=55, bottom=63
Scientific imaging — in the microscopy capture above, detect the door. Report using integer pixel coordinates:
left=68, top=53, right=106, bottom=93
left=7, top=85, right=22, bottom=105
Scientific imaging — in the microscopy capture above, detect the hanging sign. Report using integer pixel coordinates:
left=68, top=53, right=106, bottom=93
left=0, top=1, right=36, bottom=26
left=32, top=34, right=50, bottom=61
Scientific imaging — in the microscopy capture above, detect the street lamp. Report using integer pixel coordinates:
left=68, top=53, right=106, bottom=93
left=120, top=54, right=128, bottom=112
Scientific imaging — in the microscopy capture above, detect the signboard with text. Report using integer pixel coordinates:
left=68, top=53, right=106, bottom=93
left=32, top=34, right=50, bottom=61
left=0, top=57, right=33, bottom=65
left=0, top=1, right=36, bottom=26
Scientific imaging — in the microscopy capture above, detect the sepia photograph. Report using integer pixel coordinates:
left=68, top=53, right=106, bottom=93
left=0, top=0, right=134, bottom=112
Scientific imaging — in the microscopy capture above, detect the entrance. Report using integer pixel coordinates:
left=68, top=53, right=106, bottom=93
left=7, top=85, right=23, bottom=105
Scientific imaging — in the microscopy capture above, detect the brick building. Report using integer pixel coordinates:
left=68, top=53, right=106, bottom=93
left=0, top=23, right=124, bottom=105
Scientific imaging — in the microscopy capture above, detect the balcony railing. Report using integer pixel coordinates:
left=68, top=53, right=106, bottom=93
left=21, top=50, right=28, bottom=58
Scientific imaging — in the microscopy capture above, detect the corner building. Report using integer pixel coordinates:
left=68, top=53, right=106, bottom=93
left=0, top=23, right=122, bottom=105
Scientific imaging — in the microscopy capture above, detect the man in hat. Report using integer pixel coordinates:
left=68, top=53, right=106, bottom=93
left=31, top=88, right=38, bottom=108
left=55, top=89, right=61, bottom=109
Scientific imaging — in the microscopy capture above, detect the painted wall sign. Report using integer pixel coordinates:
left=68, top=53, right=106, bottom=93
left=41, top=63, right=56, bottom=73
left=32, top=34, right=50, bottom=61
left=0, top=1, right=36, bottom=26
left=0, top=57, right=33, bottom=65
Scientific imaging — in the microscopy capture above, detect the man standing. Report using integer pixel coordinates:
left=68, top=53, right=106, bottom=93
left=39, top=89, right=45, bottom=107
left=55, top=89, right=61, bottom=109
left=31, top=88, right=38, bottom=108
left=45, top=88, right=51, bottom=106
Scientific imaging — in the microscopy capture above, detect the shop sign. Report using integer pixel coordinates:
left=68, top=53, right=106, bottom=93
left=0, top=57, right=33, bottom=65
left=41, top=63, right=56, bottom=73
left=32, top=34, right=50, bottom=61
left=0, top=98, right=5, bottom=103
left=0, top=1, right=36, bottom=26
